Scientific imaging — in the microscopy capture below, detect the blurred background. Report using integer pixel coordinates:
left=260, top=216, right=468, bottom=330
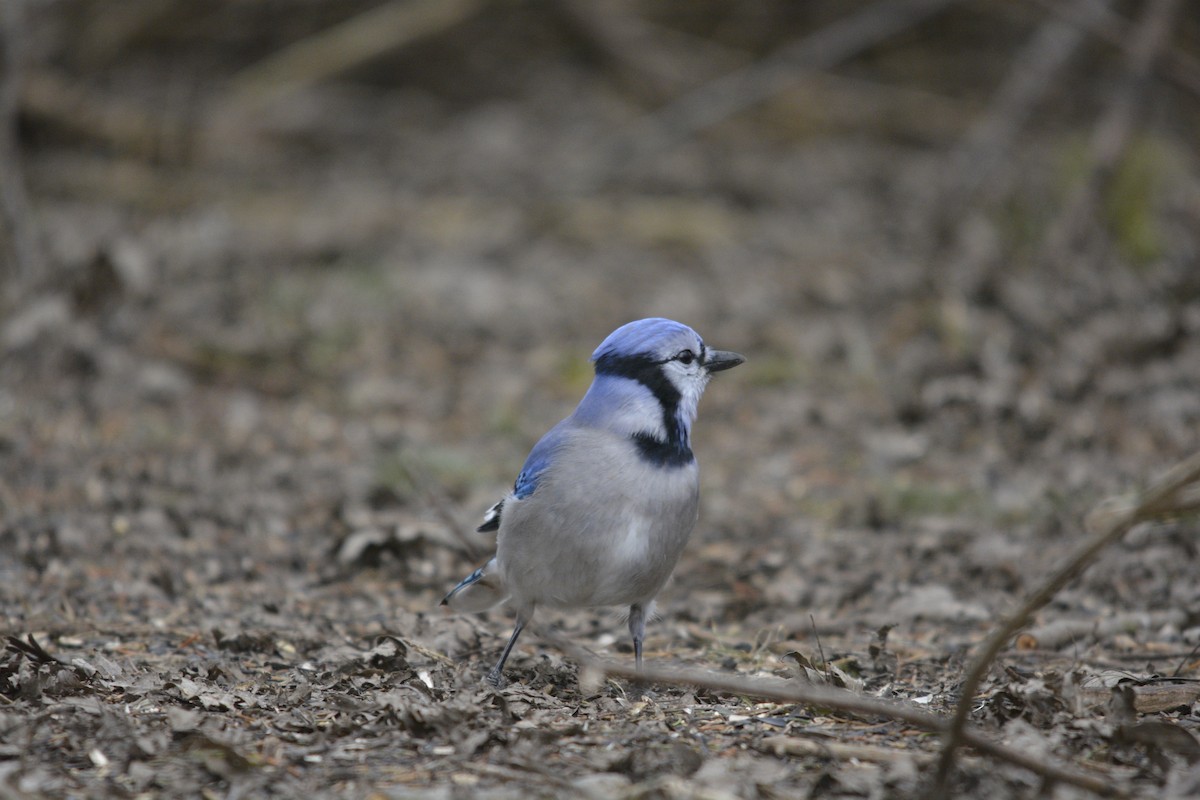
left=3, top=1, right=1200, bottom=795
left=2, top=0, right=1200, bottom=698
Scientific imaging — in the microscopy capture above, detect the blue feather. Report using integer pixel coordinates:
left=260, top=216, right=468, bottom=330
left=511, top=422, right=569, bottom=499
left=441, top=565, right=486, bottom=605
left=441, top=557, right=507, bottom=611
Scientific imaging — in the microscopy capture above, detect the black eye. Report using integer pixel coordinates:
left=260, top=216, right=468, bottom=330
left=676, top=350, right=695, bottom=365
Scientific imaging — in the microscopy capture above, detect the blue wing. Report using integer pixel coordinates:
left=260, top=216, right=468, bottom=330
left=475, top=422, right=567, bottom=532
left=512, top=421, right=567, bottom=499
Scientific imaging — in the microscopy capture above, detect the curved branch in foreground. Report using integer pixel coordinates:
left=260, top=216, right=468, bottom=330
left=929, top=450, right=1200, bottom=796
left=556, top=645, right=1127, bottom=799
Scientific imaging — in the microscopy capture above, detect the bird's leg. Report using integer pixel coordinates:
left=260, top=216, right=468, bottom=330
left=628, top=603, right=647, bottom=672
left=485, top=615, right=526, bottom=688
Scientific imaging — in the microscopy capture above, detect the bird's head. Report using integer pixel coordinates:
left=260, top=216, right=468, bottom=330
left=593, top=318, right=743, bottom=397
left=584, top=318, right=744, bottom=452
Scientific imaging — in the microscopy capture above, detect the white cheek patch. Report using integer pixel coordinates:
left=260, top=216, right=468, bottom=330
left=664, top=362, right=709, bottom=425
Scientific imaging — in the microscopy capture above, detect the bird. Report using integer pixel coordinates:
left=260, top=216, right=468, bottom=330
left=442, top=317, right=744, bottom=686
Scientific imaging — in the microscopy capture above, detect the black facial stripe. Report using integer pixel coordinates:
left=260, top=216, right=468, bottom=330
left=593, top=352, right=691, bottom=466
left=593, top=353, right=680, bottom=412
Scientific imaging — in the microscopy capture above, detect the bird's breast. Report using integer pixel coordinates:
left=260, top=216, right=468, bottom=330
left=496, top=429, right=700, bottom=609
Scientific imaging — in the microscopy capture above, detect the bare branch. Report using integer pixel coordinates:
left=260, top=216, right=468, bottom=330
left=590, top=0, right=966, bottom=185
left=1016, top=608, right=1187, bottom=651
left=21, top=69, right=187, bottom=161
left=930, top=450, right=1200, bottom=795
left=564, top=650, right=1128, bottom=798
left=551, top=0, right=748, bottom=103
left=1027, top=0, right=1200, bottom=100
left=226, top=0, right=487, bottom=109
left=944, top=0, right=1109, bottom=207
left=1041, top=0, right=1183, bottom=262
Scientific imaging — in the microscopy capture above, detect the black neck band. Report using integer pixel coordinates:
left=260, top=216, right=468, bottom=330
left=593, top=353, right=693, bottom=466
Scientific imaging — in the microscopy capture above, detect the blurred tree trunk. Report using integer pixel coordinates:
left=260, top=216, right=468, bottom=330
left=0, top=0, right=44, bottom=303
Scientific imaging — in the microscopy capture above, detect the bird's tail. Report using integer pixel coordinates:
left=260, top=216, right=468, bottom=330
left=441, top=557, right=508, bottom=612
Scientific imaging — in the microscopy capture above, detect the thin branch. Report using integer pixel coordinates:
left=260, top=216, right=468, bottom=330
left=6, top=634, right=68, bottom=666
left=762, top=735, right=936, bottom=765
left=565, top=650, right=1127, bottom=798
left=1172, top=640, right=1200, bottom=679
left=1017, top=608, right=1187, bottom=651
left=930, top=450, right=1200, bottom=796
left=226, top=0, right=486, bottom=109
left=944, top=0, right=1108, bottom=208
left=1042, top=0, right=1181, bottom=264
left=551, top=0, right=749, bottom=104
left=587, top=0, right=965, bottom=187
left=1026, top=0, right=1200, bottom=101
left=75, top=0, right=188, bottom=68
left=20, top=70, right=185, bottom=160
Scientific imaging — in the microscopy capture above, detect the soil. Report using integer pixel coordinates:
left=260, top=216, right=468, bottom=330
left=3, top=2, right=1200, bottom=798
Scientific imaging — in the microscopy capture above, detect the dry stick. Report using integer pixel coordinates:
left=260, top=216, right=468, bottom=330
left=929, top=451, right=1200, bottom=797
left=1018, top=608, right=1187, bottom=651
left=1172, top=641, right=1200, bottom=679
left=226, top=0, right=486, bottom=107
left=588, top=0, right=965, bottom=186
left=1042, top=0, right=1182, bottom=263
left=810, top=613, right=831, bottom=682
left=566, top=653, right=1126, bottom=799
left=20, top=70, right=181, bottom=161
left=944, top=0, right=1107, bottom=208
left=1026, top=0, right=1200, bottom=100
left=763, top=735, right=936, bottom=765
left=552, top=0, right=675, bottom=103
left=551, top=0, right=748, bottom=104
left=75, top=0, right=188, bottom=67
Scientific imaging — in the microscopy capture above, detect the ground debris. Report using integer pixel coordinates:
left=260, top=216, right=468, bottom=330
left=4, top=2, right=1199, bottom=797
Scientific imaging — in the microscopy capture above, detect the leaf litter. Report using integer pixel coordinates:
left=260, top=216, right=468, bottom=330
left=3, top=2, right=1200, bottom=797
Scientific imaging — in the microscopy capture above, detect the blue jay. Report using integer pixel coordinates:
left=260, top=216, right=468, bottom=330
left=442, top=318, right=743, bottom=686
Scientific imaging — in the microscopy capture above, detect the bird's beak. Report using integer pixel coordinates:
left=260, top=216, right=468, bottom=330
left=704, top=349, right=745, bottom=373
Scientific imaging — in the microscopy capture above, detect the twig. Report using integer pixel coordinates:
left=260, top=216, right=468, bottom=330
left=762, top=734, right=935, bottom=765
left=75, top=0, right=188, bottom=67
left=6, top=634, right=66, bottom=666
left=1171, top=640, right=1200, bottom=679
left=458, top=758, right=577, bottom=791
left=551, top=0, right=747, bottom=103
left=226, top=0, right=486, bottom=108
left=1026, top=0, right=1200, bottom=101
left=567, top=652, right=1126, bottom=798
left=587, top=0, right=965, bottom=187
left=810, top=613, right=831, bottom=683
left=929, top=451, right=1200, bottom=796
left=20, top=70, right=186, bottom=161
left=1017, top=608, right=1187, bottom=651
left=944, top=0, right=1107, bottom=208
left=1042, top=0, right=1182, bottom=262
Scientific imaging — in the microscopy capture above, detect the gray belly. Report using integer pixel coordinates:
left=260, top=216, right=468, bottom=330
left=497, top=431, right=700, bottom=610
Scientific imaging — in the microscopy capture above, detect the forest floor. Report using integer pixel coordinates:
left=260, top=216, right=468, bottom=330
left=3, top=2, right=1200, bottom=798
